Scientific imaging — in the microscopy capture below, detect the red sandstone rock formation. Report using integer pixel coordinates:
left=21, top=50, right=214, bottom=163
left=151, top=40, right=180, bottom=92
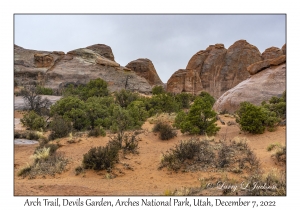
left=166, top=69, right=203, bottom=94
left=167, top=40, right=262, bottom=98
left=262, top=47, right=283, bottom=60
left=125, top=58, right=164, bottom=86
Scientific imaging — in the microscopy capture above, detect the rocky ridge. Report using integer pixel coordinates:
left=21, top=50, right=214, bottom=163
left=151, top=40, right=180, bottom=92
left=167, top=40, right=263, bottom=98
left=14, top=44, right=153, bottom=94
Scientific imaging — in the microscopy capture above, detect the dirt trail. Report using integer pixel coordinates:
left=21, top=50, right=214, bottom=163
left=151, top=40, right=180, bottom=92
left=14, top=114, right=286, bottom=196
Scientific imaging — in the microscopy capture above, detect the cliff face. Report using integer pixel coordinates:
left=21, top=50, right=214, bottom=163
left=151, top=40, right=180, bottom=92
left=14, top=44, right=153, bottom=94
left=167, top=40, right=263, bottom=98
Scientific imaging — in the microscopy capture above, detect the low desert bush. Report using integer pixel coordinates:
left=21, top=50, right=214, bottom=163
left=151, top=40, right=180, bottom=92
left=160, top=138, right=214, bottom=171
left=17, top=163, right=32, bottom=177
left=36, top=85, right=54, bottom=95
left=267, top=143, right=281, bottom=151
left=14, top=131, right=45, bottom=141
left=217, top=143, right=232, bottom=168
left=31, top=147, right=50, bottom=163
left=82, top=144, right=120, bottom=171
left=275, top=146, right=286, bottom=163
left=153, top=121, right=177, bottom=140
left=21, top=111, right=46, bottom=131
left=160, top=137, right=260, bottom=173
left=49, top=115, right=72, bottom=140
left=18, top=153, right=68, bottom=178
left=121, top=134, right=139, bottom=154
left=88, top=126, right=106, bottom=137
left=35, top=138, right=59, bottom=156
left=108, top=133, right=139, bottom=154
left=75, top=166, right=85, bottom=175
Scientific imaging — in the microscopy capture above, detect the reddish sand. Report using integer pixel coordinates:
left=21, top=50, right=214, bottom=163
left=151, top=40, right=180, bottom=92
left=14, top=113, right=286, bottom=196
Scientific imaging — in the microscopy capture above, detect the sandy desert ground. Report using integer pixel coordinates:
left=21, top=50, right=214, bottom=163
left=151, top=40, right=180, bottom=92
left=14, top=111, right=286, bottom=196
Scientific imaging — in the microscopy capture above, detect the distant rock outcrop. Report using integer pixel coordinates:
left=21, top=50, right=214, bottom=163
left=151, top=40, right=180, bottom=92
left=86, top=44, right=115, bottom=61
left=213, top=57, right=286, bottom=114
left=261, top=47, right=283, bottom=60
left=14, top=44, right=153, bottom=94
left=166, top=69, right=202, bottom=94
left=125, top=58, right=164, bottom=87
left=247, top=55, right=286, bottom=75
left=167, top=40, right=262, bottom=98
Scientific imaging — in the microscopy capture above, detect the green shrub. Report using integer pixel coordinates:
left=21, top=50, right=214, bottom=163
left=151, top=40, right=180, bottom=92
left=63, top=108, right=90, bottom=131
left=82, top=144, right=119, bottom=171
left=262, top=92, right=286, bottom=119
left=62, top=78, right=109, bottom=100
left=114, top=89, right=139, bottom=108
left=198, top=91, right=216, bottom=107
left=21, top=111, right=46, bottom=131
left=36, top=86, right=53, bottom=95
left=173, top=110, right=187, bottom=129
left=88, top=127, right=106, bottom=137
left=127, top=100, right=149, bottom=124
left=62, top=84, right=84, bottom=97
left=148, top=94, right=179, bottom=114
left=153, top=121, right=177, bottom=140
left=85, top=96, right=116, bottom=129
left=82, top=78, right=109, bottom=100
left=175, top=93, right=193, bottom=109
left=51, top=96, right=90, bottom=131
left=237, top=102, right=266, bottom=134
left=152, top=85, right=165, bottom=95
left=110, top=106, right=140, bottom=134
left=49, top=115, right=72, bottom=140
left=50, top=96, right=86, bottom=116
left=237, top=102, right=281, bottom=134
left=179, top=96, right=220, bottom=136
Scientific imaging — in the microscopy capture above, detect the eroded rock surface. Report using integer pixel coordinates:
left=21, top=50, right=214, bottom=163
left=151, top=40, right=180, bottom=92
left=86, top=44, right=115, bottom=61
left=14, top=44, right=154, bottom=94
left=167, top=40, right=262, bottom=98
left=125, top=58, right=164, bottom=86
left=166, top=69, right=202, bottom=94
left=247, top=55, right=286, bottom=75
left=262, top=47, right=283, bottom=60
left=213, top=63, right=286, bottom=114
